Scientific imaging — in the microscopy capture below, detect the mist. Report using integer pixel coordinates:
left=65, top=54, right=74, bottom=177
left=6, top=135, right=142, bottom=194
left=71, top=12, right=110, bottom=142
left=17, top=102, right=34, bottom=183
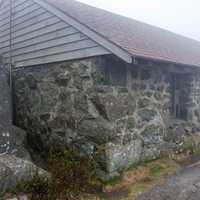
left=78, top=0, right=200, bottom=41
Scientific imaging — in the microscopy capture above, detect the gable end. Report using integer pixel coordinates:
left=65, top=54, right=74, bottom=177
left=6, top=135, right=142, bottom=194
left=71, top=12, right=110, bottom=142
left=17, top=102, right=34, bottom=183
left=0, top=0, right=111, bottom=67
left=33, top=0, right=133, bottom=63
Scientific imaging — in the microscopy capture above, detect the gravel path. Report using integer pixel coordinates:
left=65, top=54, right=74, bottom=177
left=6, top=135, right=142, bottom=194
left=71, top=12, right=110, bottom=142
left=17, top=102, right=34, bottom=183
left=137, top=163, right=200, bottom=200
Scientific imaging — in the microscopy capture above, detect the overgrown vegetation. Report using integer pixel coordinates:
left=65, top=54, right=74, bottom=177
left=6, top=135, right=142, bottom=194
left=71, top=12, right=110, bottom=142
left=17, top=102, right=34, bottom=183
left=6, top=142, right=199, bottom=200
left=100, top=157, right=180, bottom=200
left=8, top=147, right=101, bottom=200
left=181, top=135, right=200, bottom=155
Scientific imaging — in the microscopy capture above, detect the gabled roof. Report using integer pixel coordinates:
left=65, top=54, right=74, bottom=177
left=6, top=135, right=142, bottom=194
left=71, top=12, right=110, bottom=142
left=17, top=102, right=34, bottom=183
left=36, top=0, right=200, bottom=67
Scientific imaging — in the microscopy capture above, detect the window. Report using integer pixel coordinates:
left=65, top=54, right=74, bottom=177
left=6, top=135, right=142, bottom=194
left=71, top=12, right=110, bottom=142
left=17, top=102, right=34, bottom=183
left=105, top=57, right=127, bottom=86
left=171, top=74, right=190, bottom=120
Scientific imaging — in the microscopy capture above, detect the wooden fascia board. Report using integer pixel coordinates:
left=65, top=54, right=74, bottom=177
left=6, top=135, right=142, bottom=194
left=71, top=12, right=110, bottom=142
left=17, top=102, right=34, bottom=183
left=32, top=0, right=132, bottom=63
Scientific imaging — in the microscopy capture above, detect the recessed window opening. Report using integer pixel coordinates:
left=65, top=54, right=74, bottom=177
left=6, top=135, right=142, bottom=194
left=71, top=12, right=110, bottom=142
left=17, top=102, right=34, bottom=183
left=171, top=73, right=190, bottom=120
left=104, top=57, right=127, bottom=86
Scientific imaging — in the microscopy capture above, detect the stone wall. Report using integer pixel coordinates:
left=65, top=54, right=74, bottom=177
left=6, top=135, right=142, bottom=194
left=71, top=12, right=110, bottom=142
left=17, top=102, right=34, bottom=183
left=13, top=55, right=200, bottom=178
left=0, top=60, right=28, bottom=158
left=0, top=65, right=13, bottom=154
left=188, top=73, right=200, bottom=123
left=0, top=64, right=28, bottom=158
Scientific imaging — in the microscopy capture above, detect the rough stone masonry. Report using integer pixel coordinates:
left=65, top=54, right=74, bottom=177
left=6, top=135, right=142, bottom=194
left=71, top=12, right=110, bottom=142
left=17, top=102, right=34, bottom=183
left=0, top=57, right=29, bottom=158
left=0, top=58, right=14, bottom=154
left=13, top=55, right=200, bottom=178
left=0, top=57, right=48, bottom=194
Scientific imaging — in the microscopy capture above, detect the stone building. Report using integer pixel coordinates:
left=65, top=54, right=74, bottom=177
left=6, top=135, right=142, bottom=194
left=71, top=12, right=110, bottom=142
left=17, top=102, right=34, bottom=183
left=0, top=0, right=200, bottom=177
left=0, top=56, right=13, bottom=154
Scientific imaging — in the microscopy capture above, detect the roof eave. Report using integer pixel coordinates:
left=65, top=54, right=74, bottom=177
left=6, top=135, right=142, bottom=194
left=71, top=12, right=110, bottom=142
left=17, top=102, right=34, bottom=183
left=132, top=54, right=200, bottom=69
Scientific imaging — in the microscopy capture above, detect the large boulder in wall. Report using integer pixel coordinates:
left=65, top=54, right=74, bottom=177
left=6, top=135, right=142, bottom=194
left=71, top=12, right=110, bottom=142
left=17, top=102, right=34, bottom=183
left=0, top=63, right=13, bottom=154
left=0, top=66, right=28, bottom=156
left=0, top=61, right=47, bottom=194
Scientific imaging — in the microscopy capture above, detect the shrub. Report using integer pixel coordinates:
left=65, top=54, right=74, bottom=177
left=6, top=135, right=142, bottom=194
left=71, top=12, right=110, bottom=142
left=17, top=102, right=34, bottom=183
left=10, top=147, right=100, bottom=200
left=47, top=147, right=98, bottom=200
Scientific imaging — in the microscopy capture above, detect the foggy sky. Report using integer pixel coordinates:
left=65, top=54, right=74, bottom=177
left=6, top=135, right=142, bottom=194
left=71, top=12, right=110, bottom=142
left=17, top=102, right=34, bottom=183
left=78, top=0, right=200, bottom=42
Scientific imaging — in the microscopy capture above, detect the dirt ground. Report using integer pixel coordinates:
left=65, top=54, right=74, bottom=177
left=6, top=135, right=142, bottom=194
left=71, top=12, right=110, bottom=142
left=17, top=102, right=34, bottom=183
left=137, top=155, right=200, bottom=200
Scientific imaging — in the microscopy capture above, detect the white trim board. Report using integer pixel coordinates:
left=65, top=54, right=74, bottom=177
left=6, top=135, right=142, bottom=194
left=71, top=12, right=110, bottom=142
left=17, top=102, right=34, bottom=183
left=32, top=0, right=133, bottom=63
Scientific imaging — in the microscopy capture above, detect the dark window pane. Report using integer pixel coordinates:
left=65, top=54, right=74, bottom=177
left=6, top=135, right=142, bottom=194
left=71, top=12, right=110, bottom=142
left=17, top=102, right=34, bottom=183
left=105, top=57, right=127, bottom=86
left=171, top=73, right=191, bottom=120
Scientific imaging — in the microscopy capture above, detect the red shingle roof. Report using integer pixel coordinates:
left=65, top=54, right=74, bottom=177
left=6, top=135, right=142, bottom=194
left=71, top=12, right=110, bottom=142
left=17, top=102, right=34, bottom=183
left=45, top=0, right=200, bottom=67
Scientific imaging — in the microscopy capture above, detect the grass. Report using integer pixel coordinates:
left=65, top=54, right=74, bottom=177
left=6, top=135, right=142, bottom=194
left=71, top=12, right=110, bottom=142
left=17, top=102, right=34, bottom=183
left=3, top=156, right=180, bottom=200
left=3, top=147, right=99, bottom=200
left=2, top=150, right=185, bottom=200
left=81, top=157, right=180, bottom=200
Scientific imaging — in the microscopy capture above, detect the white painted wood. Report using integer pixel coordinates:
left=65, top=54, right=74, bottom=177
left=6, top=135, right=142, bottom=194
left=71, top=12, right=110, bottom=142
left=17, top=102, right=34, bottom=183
left=0, top=26, right=77, bottom=50
left=0, top=23, right=9, bottom=33
left=0, top=0, right=9, bottom=11
left=11, top=22, right=68, bottom=43
left=0, top=29, right=10, bottom=39
left=0, top=10, right=10, bottom=22
left=13, top=16, right=60, bottom=38
left=15, top=46, right=110, bottom=67
left=0, top=17, right=10, bottom=28
left=0, top=15, right=60, bottom=42
left=0, top=0, right=10, bottom=48
left=0, top=6, right=9, bottom=16
left=0, top=41, right=9, bottom=48
left=3, top=33, right=87, bottom=57
left=0, top=35, right=10, bottom=44
left=33, top=0, right=132, bottom=63
left=0, top=46, right=9, bottom=54
left=13, top=12, right=53, bottom=32
left=0, top=0, right=9, bottom=9
left=0, top=0, right=10, bottom=63
left=12, top=27, right=78, bottom=49
left=12, top=39, right=98, bottom=62
left=0, top=40, right=9, bottom=49
left=13, top=0, right=34, bottom=13
left=14, top=8, right=45, bottom=26
left=13, top=3, right=40, bottom=19
left=12, top=0, right=28, bottom=8
left=0, top=0, right=110, bottom=66
left=1, top=29, right=78, bottom=54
